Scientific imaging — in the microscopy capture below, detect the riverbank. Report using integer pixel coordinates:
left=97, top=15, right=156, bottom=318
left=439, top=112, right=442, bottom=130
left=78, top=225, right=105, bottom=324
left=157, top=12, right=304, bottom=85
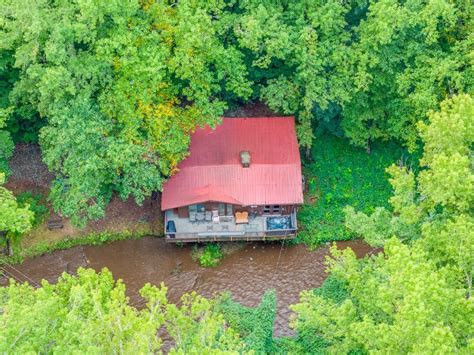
left=0, top=231, right=155, bottom=265
left=3, top=144, right=163, bottom=259
left=0, top=237, right=377, bottom=337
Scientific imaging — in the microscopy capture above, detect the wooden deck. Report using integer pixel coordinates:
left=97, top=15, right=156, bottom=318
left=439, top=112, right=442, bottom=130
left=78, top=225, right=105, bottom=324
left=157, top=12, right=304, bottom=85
left=164, top=210, right=297, bottom=242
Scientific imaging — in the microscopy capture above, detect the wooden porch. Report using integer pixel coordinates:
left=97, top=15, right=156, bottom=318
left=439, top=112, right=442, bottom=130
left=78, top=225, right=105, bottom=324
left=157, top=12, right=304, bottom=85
left=164, top=209, right=297, bottom=242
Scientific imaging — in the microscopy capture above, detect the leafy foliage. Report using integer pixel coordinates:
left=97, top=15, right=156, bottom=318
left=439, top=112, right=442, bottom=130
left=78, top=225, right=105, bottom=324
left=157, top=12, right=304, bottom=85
left=344, top=95, right=474, bottom=295
left=235, top=0, right=473, bottom=150
left=217, top=289, right=276, bottom=353
left=16, top=192, right=48, bottom=227
left=342, top=0, right=473, bottom=149
left=0, top=0, right=251, bottom=225
left=0, top=268, right=245, bottom=353
left=291, top=241, right=474, bottom=353
left=298, top=132, right=416, bottom=247
left=235, top=0, right=357, bottom=148
left=0, top=173, right=33, bottom=253
left=293, top=94, right=474, bottom=353
left=192, top=243, right=224, bottom=268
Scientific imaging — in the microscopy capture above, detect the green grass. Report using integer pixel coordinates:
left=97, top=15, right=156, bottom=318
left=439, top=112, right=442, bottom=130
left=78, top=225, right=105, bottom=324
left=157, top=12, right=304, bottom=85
left=298, top=133, right=417, bottom=248
left=0, top=231, right=151, bottom=266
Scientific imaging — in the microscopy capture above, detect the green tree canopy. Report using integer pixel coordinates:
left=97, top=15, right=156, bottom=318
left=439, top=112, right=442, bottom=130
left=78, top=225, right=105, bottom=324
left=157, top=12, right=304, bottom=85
left=0, top=0, right=251, bottom=225
left=291, top=240, right=474, bottom=353
left=1, top=0, right=472, bottom=224
left=0, top=172, right=33, bottom=254
left=342, top=0, right=473, bottom=149
left=0, top=268, right=244, bottom=354
left=345, top=94, right=474, bottom=294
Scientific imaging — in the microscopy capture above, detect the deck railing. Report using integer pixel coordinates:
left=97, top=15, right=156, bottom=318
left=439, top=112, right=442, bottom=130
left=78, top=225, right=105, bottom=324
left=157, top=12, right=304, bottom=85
left=165, top=210, right=298, bottom=242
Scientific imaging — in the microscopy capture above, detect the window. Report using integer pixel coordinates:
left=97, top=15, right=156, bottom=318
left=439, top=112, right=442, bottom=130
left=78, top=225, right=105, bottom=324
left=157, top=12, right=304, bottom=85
left=218, top=203, right=234, bottom=216
left=189, top=204, right=205, bottom=214
left=196, top=204, right=205, bottom=212
left=218, top=203, right=226, bottom=216
left=263, top=205, right=281, bottom=215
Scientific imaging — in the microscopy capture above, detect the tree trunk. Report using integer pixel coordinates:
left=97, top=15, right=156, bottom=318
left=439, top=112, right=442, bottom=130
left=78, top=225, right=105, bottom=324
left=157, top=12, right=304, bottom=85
left=305, top=147, right=312, bottom=161
left=466, top=270, right=472, bottom=299
left=366, top=139, right=371, bottom=155
left=0, top=232, right=8, bottom=256
left=6, top=238, right=13, bottom=257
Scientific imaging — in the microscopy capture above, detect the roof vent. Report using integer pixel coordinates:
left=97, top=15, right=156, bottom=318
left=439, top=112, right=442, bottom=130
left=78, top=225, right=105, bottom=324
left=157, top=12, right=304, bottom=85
left=240, top=151, right=251, bottom=168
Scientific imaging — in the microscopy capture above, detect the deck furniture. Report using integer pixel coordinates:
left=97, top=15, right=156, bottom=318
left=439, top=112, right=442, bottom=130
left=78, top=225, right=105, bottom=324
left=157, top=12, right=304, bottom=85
left=163, top=209, right=298, bottom=242
left=212, top=210, right=220, bottom=223
left=189, top=213, right=196, bottom=222
left=166, top=221, right=176, bottom=238
left=220, top=215, right=233, bottom=222
left=205, top=211, right=212, bottom=221
left=196, top=212, right=205, bottom=222
left=235, top=211, right=249, bottom=224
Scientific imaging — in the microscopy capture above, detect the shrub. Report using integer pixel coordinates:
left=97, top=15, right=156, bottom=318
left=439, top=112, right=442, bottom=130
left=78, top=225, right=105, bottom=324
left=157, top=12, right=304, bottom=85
left=297, top=133, right=418, bottom=248
left=216, top=289, right=276, bottom=353
left=16, top=191, right=49, bottom=226
left=192, top=243, right=224, bottom=267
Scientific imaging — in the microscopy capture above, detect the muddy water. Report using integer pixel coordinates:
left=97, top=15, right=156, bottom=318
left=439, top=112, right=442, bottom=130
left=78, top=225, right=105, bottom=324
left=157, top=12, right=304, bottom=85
left=1, top=238, right=375, bottom=337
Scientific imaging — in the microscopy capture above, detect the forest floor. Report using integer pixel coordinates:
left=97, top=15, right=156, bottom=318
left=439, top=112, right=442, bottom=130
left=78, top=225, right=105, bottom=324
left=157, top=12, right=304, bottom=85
left=5, top=144, right=163, bottom=249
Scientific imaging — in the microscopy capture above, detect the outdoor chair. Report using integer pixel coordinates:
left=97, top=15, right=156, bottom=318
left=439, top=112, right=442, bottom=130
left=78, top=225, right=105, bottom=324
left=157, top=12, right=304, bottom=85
left=235, top=211, right=249, bottom=224
left=196, top=212, right=205, bottom=222
left=212, top=210, right=220, bottom=223
left=205, top=211, right=212, bottom=221
left=189, top=212, right=196, bottom=222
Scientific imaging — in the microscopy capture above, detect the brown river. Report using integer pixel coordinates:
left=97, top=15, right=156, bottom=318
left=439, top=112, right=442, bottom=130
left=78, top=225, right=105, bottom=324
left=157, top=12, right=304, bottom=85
left=1, top=237, right=375, bottom=337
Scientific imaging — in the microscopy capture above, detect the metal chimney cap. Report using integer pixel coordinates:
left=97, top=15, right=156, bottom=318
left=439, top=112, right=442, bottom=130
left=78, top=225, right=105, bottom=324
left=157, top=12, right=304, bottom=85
left=240, top=151, right=251, bottom=168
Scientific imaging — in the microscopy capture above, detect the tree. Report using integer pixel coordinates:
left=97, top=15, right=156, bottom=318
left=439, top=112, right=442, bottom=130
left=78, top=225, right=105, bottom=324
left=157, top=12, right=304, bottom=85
left=291, top=240, right=474, bottom=353
left=342, top=0, right=473, bottom=150
left=234, top=0, right=358, bottom=150
left=345, top=94, right=474, bottom=293
left=0, top=268, right=244, bottom=353
left=0, top=0, right=251, bottom=225
left=0, top=106, right=14, bottom=176
left=417, top=94, right=474, bottom=297
left=0, top=173, right=33, bottom=255
left=234, top=0, right=473, bottom=152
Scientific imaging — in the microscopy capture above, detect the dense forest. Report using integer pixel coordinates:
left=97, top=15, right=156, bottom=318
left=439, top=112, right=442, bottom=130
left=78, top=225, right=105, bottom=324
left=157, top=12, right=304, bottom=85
left=0, top=0, right=473, bottom=353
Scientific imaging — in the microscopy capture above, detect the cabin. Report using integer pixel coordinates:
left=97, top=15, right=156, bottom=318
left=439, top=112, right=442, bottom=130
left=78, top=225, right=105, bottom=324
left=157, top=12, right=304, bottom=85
left=161, top=117, right=304, bottom=242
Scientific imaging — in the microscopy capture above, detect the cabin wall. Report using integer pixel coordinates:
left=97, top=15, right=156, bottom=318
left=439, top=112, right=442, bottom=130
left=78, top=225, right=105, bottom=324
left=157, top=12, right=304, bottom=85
left=177, top=207, right=189, bottom=218
left=172, top=203, right=297, bottom=216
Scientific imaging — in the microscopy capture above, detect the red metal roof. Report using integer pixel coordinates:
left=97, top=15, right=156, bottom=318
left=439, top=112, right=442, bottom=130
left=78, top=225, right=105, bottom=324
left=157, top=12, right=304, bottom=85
left=161, top=117, right=303, bottom=210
